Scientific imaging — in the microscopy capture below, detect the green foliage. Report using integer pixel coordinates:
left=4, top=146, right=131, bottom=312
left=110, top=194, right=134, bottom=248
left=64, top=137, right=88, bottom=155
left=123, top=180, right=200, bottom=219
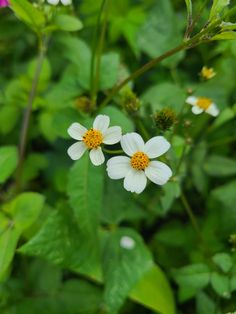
left=1, top=0, right=236, bottom=313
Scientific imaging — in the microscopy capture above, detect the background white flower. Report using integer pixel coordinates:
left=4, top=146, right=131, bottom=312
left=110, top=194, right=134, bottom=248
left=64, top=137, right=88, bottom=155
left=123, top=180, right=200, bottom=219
left=47, top=0, right=71, bottom=6
left=106, top=132, right=172, bottom=194
left=120, top=236, right=136, bottom=250
left=67, top=115, right=122, bottom=166
left=186, top=96, right=219, bottom=117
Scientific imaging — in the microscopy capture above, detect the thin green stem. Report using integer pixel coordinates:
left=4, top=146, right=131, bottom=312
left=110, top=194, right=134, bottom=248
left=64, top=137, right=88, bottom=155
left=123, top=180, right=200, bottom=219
left=103, top=148, right=123, bottom=155
left=180, top=193, right=203, bottom=241
left=136, top=118, right=149, bottom=141
left=90, top=0, right=106, bottom=103
left=15, top=37, right=48, bottom=192
left=91, top=0, right=110, bottom=107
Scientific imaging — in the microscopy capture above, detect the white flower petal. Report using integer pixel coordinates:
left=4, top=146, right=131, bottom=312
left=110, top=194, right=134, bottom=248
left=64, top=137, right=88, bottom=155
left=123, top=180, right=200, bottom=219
left=121, top=133, right=145, bottom=156
left=93, top=115, right=110, bottom=133
left=192, top=105, right=204, bottom=115
left=47, top=0, right=60, bottom=5
left=145, top=161, right=172, bottom=185
left=120, top=236, right=136, bottom=250
left=89, top=147, right=105, bottom=166
left=103, top=126, right=122, bottom=145
left=206, top=103, right=219, bottom=117
left=67, top=142, right=87, bottom=160
left=106, top=156, right=131, bottom=179
left=67, top=122, right=87, bottom=140
left=61, top=0, right=71, bottom=5
left=186, top=96, right=198, bottom=106
left=144, top=136, right=170, bottom=158
left=124, top=168, right=147, bottom=194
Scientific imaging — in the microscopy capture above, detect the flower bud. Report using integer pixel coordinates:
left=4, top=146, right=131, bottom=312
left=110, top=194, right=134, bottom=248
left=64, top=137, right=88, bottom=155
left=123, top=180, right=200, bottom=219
left=200, top=66, right=216, bottom=80
left=153, top=108, right=177, bottom=131
left=74, top=96, right=91, bottom=113
left=120, top=87, right=140, bottom=114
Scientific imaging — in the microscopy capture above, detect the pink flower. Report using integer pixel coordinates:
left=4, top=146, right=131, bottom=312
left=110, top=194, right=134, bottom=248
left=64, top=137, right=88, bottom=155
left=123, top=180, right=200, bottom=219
left=0, top=0, right=9, bottom=7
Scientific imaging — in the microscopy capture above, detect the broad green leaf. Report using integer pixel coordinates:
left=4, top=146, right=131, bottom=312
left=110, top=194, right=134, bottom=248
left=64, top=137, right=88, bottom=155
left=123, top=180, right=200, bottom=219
left=210, top=272, right=231, bottom=298
left=53, top=14, right=83, bottom=32
left=100, top=106, right=134, bottom=133
left=5, top=192, right=45, bottom=231
left=0, top=146, right=18, bottom=184
left=204, top=155, right=236, bottom=177
left=209, top=0, right=231, bottom=20
left=19, top=208, right=100, bottom=274
left=196, top=292, right=216, bottom=314
left=209, top=106, right=235, bottom=131
left=0, top=106, right=20, bottom=134
left=212, top=31, right=236, bottom=40
left=211, top=180, right=236, bottom=209
left=0, top=225, right=20, bottom=280
left=138, top=0, right=185, bottom=67
left=102, top=228, right=153, bottom=314
left=141, top=83, right=186, bottom=113
left=230, top=274, right=236, bottom=292
left=173, top=264, right=210, bottom=301
left=5, top=279, right=103, bottom=314
left=67, top=154, right=104, bottom=237
left=99, top=53, right=120, bottom=90
left=212, top=253, right=233, bottom=273
left=10, top=0, right=45, bottom=31
left=130, top=264, right=175, bottom=314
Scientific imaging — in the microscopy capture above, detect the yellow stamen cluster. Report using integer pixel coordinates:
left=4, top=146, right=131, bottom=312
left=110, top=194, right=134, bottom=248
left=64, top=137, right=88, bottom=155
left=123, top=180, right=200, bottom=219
left=131, top=152, right=149, bottom=170
left=200, top=66, right=216, bottom=80
left=196, top=97, right=212, bottom=110
left=83, top=128, right=103, bottom=149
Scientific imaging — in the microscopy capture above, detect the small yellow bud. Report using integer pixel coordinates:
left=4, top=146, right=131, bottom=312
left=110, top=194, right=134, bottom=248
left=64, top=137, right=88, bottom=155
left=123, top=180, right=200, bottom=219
left=200, top=66, right=216, bottom=80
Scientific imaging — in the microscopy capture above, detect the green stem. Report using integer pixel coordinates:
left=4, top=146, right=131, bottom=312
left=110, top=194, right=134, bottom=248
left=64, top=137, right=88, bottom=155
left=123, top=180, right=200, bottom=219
left=100, top=18, right=220, bottom=109
left=136, top=118, right=149, bottom=141
left=180, top=193, right=203, bottom=242
left=90, top=0, right=106, bottom=103
left=103, top=148, right=123, bottom=155
left=15, top=37, right=48, bottom=192
left=91, top=0, right=110, bottom=107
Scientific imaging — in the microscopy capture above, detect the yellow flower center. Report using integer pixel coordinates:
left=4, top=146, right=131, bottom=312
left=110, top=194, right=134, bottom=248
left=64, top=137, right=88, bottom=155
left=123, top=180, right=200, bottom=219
left=83, top=128, right=103, bottom=149
left=196, top=97, right=212, bottom=110
left=131, top=152, right=149, bottom=170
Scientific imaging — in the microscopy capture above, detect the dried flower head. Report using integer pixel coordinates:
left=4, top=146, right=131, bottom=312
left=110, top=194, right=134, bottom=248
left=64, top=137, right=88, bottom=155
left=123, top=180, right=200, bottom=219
left=153, top=108, right=177, bottom=131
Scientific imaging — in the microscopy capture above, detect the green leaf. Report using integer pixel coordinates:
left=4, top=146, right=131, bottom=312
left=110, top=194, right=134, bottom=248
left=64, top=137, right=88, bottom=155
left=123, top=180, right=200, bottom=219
left=173, top=264, right=210, bottom=301
left=196, top=292, right=216, bottom=314
left=19, top=208, right=100, bottom=274
left=212, top=31, right=236, bottom=40
left=53, top=14, right=83, bottom=32
left=209, top=0, right=231, bottom=20
left=204, top=155, right=236, bottom=177
left=99, top=53, right=120, bottom=90
left=130, top=264, right=175, bottom=314
left=141, top=83, right=186, bottom=113
left=212, top=252, right=233, bottom=273
left=0, top=146, right=18, bottom=184
left=5, top=192, right=45, bottom=231
left=100, top=106, right=134, bottom=133
left=0, top=225, right=20, bottom=280
left=210, top=272, right=231, bottom=298
left=10, top=0, right=45, bottom=31
left=67, top=154, right=104, bottom=237
left=102, top=228, right=153, bottom=314
left=209, top=107, right=235, bottom=131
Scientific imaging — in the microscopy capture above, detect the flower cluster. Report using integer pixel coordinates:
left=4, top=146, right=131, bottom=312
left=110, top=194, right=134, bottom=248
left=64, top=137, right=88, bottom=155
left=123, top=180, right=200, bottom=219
left=46, top=0, right=71, bottom=5
left=67, top=115, right=172, bottom=194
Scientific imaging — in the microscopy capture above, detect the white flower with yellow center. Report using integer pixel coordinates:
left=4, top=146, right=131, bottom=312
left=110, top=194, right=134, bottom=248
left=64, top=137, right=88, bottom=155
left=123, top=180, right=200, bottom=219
left=186, top=96, right=219, bottom=117
left=106, top=132, right=172, bottom=194
left=47, top=0, right=71, bottom=5
left=67, top=115, right=122, bottom=166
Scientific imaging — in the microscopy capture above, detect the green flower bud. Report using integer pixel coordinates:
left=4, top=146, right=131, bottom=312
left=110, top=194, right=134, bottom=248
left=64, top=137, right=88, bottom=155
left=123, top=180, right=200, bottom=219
left=153, top=108, right=177, bottom=131
left=120, top=87, right=140, bottom=114
left=74, top=96, right=91, bottom=113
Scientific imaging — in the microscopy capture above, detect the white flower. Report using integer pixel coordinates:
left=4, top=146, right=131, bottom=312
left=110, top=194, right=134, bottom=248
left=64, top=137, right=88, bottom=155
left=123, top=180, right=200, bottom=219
left=120, top=236, right=135, bottom=250
left=67, top=115, right=122, bottom=166
left=106, top=132, right=172, bottom=194
left=186, top=96, right=219, bottom=117
left=47, top=0, right=71, bottom=6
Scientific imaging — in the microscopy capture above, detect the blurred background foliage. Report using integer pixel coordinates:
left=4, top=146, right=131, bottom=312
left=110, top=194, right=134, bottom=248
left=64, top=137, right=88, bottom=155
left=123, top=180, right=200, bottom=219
left=0, top=0, right=236, bottom=313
